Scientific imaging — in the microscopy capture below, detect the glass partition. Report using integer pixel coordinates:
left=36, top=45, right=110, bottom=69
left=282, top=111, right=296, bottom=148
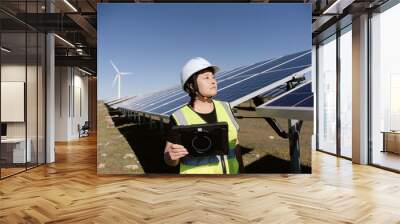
left=0, top=1, right=46, bottom=179
left=1, top=30, right=28, bottom=177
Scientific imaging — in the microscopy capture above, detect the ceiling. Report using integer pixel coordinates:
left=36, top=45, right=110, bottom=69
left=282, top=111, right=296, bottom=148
left=0, top=0, right=393, bottom=75
left=1, top=0, right=97, bottom=74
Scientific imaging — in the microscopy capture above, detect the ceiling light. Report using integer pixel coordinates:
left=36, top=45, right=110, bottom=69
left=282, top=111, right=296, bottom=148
left=63, top=0, right=78, bottom=12
left=78, top=67, right=92, bottom=76
left=322, top=0, right=355, bottom=15
left=1, top=47, right=11, bottom=53
left=54, top=34, right=75, bottom=48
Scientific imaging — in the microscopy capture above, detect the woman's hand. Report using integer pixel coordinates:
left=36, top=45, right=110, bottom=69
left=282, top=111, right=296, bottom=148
left=167, top=143, right=189, bottom=160
left=164, top=141, right=189, bottom=166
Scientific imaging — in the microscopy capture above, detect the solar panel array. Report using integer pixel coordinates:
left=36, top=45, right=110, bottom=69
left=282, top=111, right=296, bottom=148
left=255, top=81, right=313, bottom=121
left=111, top=50, right=311, bottom=117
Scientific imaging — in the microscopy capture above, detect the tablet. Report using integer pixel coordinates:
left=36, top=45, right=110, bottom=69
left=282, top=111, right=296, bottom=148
left=171, top=122, right=229, bottom=157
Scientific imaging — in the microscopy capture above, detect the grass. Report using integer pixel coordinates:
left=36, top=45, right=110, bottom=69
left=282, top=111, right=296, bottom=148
left=97, top=100, right=312, bottom=174
left=97, top=101, right=144, bottom=174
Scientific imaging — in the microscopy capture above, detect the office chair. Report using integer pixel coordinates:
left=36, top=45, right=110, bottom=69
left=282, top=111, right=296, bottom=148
left=79, top=121, right=90, bottom=138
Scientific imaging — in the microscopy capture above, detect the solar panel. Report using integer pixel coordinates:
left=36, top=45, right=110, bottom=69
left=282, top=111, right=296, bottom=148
left=260, top=74, right=311, bottom=99
left=259, top=84, right=288, bottom=99
left=106, top=96, right=136, bottom=108
left=117, top=50, right=311, bottom=118
left=105, top=97, right=126, bottom=105
left=255, top=81, right=313, bottom=121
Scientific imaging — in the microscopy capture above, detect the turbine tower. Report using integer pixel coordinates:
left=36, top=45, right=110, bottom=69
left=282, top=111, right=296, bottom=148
left=110, top=60, right=132, bottom=99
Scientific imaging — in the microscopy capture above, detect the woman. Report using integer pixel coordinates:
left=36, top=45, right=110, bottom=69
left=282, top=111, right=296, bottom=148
left=164, top=57, right=244, bottom=174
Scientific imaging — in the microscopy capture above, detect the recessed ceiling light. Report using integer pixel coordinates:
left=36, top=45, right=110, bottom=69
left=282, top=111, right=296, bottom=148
left=322, top=0, right=355, bottom=15
left=1, top=47, right=11, bottom=53
left=78, top=67, right=92, bottom=76
left=54, top=34, right=75, bottom=48
left=63, top=0, right=78, bottom=12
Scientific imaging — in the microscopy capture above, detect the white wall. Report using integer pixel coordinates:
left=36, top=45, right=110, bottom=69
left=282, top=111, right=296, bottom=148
left=1, top=62, right=47, bottom=164
left=72, top=73, right=89, bottom=138
left=55, top=67, right=89, bottom=141
left=55, top=66, right=69, bottom=141
left=1, top=65, right=26, bottom=133
left=1, top=65, right=30, bottom=138
left=1, top=82, right=25, bottom=122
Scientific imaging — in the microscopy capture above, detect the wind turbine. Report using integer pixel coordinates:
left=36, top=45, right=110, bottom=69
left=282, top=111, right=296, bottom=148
left=110, top=60, right=133, bottom=99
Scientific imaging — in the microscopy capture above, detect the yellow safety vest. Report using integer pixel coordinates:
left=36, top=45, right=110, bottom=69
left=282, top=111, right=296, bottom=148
left=171, top=100, right=240, bottom=174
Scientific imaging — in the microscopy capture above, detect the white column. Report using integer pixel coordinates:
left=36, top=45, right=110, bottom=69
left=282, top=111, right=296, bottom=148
left=352, top=14, right=369, bottom=164
left=45, top=0, right=56, bottom=163
left=46, top=33, right=55, bottom=163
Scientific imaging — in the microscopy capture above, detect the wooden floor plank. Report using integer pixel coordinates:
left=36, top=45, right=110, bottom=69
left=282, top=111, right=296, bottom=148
left=0, top=134, right=399, bottom=223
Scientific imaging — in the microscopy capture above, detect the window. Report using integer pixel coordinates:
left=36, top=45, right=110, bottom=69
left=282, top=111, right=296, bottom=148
left=370, top=2, right=400, bottom=171
left=317, top=35, right=337, bottom=154
left=339, top=26, right=352, bottom=158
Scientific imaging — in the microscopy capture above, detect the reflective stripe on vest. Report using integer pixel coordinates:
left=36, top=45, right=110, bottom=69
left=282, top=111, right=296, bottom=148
left=171, top=100, right=239, bottom=174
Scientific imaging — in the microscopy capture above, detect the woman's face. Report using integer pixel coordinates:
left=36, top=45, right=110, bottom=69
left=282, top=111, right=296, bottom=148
left=195, top=69, right=217, bottom=97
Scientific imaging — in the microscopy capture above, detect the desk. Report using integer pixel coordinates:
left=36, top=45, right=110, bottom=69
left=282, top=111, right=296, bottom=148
left=1, top=138, right=31, bottom=163
left=382, top=131, right=400, bottom=154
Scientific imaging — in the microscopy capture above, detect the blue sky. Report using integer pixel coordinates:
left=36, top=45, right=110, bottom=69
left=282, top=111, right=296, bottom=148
left=98, top=3, right=311, bottom=100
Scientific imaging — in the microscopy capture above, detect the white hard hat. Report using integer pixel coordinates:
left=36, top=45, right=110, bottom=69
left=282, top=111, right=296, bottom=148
left=181, top=57, right=219, bottom=91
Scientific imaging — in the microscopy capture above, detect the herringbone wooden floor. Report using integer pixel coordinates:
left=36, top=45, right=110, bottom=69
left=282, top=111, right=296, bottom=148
left=1, top=135, right=399, bottom=224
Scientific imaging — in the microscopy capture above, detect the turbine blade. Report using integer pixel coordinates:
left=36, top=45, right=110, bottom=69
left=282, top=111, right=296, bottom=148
left=112, top=75, right=118, bottom=87
left=110, top=60, right=120, bottom=73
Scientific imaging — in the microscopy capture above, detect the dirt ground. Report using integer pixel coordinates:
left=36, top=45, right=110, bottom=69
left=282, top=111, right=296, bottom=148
left=235, top=102, right=312, bottom=173
left=97, top=101, right=312, bottom=174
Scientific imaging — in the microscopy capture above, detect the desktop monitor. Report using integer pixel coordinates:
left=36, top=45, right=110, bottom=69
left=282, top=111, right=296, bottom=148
left=1, top=123, right=7, bottom=137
